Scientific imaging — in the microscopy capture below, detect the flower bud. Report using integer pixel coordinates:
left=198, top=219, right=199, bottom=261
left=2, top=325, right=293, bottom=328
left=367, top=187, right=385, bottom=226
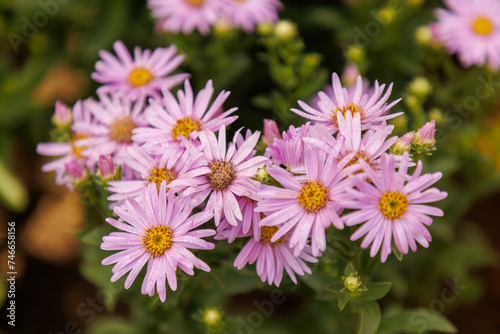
left=64, top=160, right=86, bottom=187
left=341, top=272, right=366, bottom=294
left=341, top=62, right=360, bottom=87
left=274, top=20, right=296, bottom=41
left=391, top=132, right=414, bottom=155
left=52, top=100, right=72, bottom=127
left=97, top=155, right=115, bottom=179
left=202, top=308, right=223, bottom=327
left=415, top=120, right=436, bottom=145
left=262, top=119, right=281, bottom=145
left=407, top=77, right=432, bottom=100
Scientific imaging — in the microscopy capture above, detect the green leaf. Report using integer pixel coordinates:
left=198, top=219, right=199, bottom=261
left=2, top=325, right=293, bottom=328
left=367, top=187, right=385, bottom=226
left=355, top=301, right=381, bottom=334
left=345, top=262, right=356, bottom=275
left=360, top=282, right=392, bottom=302
left=391, top=244, right=404, bottom=261
left=376, top=309, right=457, bottom=334
left=85, top=317, right=137, bottom=334
left=0, top=160, right=28, bottom=212
left=338, top=294, right=350, bottom=311
left=325, top=282, right=345, bottom=296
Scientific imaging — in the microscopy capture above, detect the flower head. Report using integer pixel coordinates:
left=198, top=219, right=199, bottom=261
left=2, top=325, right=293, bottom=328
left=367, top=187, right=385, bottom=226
left=132, top=79, right=237, bottom=154
left=149, top=0, right=224, bottom=35
left=265, top=123, right=310, bottom=174
left=434, top=0, right=500, bottom=69
left=293, top=73, right=402, bottom=133
left=262, top=119, right=281, bottom=146
left=92, top=40, right=188, bottom=101
left=101, top=182, right=215, bottom=302
left=341, top=152, right=447, bottom=262
left=221, top=0, right=283, bottom=33
left=257, top=145, right=350, bottom=257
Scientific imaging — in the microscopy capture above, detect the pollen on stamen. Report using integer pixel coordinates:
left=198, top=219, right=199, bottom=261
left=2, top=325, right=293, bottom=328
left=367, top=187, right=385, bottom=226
left=331, top=103, right=364, bottom=127
left=171, top=117, right=202, bottom=141
left=109, top=117, right=136, bottom=143
left=297, top=180, right=329, bottom=213
left=129, top=68, right=153, bottom=87
left=145, top=167, right=177, bottom=192
left=378, top=191, right=408, bottom=220
left=260, top=226, right=286, bottom=246
left=185, top=0, right=204, bottom=6
left=206, top=159, right=235, bottom=191
left=70, top=133, right=89, bottom=159
left=142, top=225, right=173, bottom=257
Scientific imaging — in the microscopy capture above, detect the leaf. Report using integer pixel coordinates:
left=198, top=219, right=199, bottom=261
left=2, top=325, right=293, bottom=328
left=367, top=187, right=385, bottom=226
left=338, top=294, right=350, bottom=311
left=345, top=262, right=356, bottom=275
left=355, top=301, right=382, bottom=334
left=326, top=282, right=345, bottom=296
left=376, top=309, right=457, bottom=334
left=0, top=159, right=28, bottom=212
left=85, top=317, right=137, bottom=334
left=360, top=282, right=392, bottom=302
left=391, top=243, right=404, bottom=261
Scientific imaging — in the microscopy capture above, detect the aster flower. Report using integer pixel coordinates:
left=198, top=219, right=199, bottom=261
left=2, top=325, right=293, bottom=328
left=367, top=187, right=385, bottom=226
left=265, top=123, right=310, bottom=174
left=434, top=0, right=500, bottom=69
left=149, top=0, right=224, bottom=35
left=257, top=144, right=353, bottom=257
left=92, top=40, right=188, bottom=101
left=73, top=93, right=148, bottom=173
left=107, top=145, right=202, bottom=204
left=37, top=100, right=95, bottom=188
left=292, top=73, right=402, bottom=133
left=132, top=79, right=238, bottom=154
left=221, top=0, right=283, bottom=33
left=233, top=225, right=318, bottom=286
left=169, top=125, right=269, bottom=227
left=101, top=181, right=215, bottom=302
left=215, top=195, right=260, bottom=243
left=341, top=152, right=447, bottom=262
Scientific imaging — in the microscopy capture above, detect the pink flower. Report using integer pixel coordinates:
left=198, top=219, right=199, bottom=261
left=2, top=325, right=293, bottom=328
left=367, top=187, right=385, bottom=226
left=292, top=73, right=402, bottom=133
left=265, top=123, right=310, bottom=174
left=434, top=0, right=500, bottom=69
left=341, top=152, right=447, bottom=262
left=73, top=93, right=148, bottom=173
left=107, top=145, right=202, bottom=204
left=221, top=0, right=283, bottom=33
left=257, top=145, right=350, bottom=257
left=169, top=125, right=269, bottom=226
left=101, top=182, right=215, bottom=302
left=37, top=100, right=96, bottom=188
left=97, top=155, right=116, bottom=179
left=92, top=40, right=188, bottom=101
left=215, top=196, right=260, bottom=243
left=149, top=0, right=224, bottom=35
left=132, top=79, right=238, bottom=154
left=233, top=225, right=318, bottom=286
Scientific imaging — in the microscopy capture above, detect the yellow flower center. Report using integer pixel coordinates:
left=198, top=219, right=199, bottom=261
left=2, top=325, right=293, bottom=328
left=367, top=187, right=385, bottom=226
left=70, top=133, right=88, bottom=159
left=297, top=180, right=329, bottom=213
left=129, top=68, right=153, bottom=87
left=340, top=150, right=371, bottom=169
left=260, top=226, right=286, bottom=246
left=378, top=191, right=408, bottom=220
left=472, top=17, right=493, bottom=36
left=331, top=103, right=364, bottom=127
left=145, top=167, right=177, bottom=192
left=109, top=117, right=136, bottom=143
left=185, top=0, right=204, bottom=6
left=171, top=117, right=202, bottom=141
left=206, top=159, right=235, bottom=191
left=142, top=225, right=173, bottom=257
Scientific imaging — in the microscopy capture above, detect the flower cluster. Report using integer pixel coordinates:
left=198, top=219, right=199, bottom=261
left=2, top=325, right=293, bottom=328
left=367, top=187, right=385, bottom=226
left=38, top=39, right=447, bottom=301
left=148, top=0, right=283, bottom=35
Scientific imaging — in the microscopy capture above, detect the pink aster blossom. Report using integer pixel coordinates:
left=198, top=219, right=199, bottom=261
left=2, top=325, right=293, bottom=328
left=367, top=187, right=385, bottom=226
left=215, top=195, right=260, bottom=243
left=169, top=125, right=269, bottom=227
left=434, top=0, right=500, bottom=69
left=101, top=181, right=215, bottom=302
left=221, top=0, right=283, bottom=33
left=292, top=73, right=402, bottom=133
left=73, top=93, right=148, bottom=174
left=37, top=100, right=96, bottom=188
left=92, top=40, right=188, bottom=101
left=265, top=123, right=310, bottom=174
left=132, top=79, right=237, bottom=154
left=107, top=145, right=202, bottom=204
left=233, top=225, right=318, bottom=286
left=341, top=152, right=448, bottom=262
left=149, top=0, right=224, bottom=35
left=257, top=144, right=354, bottom=257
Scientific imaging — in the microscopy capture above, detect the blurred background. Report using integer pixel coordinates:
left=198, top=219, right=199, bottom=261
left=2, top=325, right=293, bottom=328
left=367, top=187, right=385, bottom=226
left=1, top=0, right=500, bottom=333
